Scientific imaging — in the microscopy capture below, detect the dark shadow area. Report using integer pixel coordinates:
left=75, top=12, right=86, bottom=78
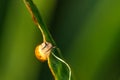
left=0, top=0, right=11, bottom=69
left=0, top=0, right=10, bottom=36
left=50, top=0, right=99, bottom=56
left=38, top=62, right=54, bottom=80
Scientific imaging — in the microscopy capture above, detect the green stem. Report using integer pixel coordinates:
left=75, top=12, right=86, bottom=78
left=24, top=1, right=72, bottom=80
left=24, top=0, right=56, bottom=45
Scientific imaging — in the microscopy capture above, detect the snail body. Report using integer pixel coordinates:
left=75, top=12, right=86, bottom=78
left=35, top=42, right=53, bottom=61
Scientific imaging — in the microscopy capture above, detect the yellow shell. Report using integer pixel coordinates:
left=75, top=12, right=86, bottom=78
left=35, top=42, right=52, bottom=61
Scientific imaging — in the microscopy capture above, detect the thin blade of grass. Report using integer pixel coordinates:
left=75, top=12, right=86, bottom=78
left=23, top=0, right=72, bottom=80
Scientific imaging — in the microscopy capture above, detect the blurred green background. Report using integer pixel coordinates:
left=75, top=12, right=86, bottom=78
left=0, top=0, right=120, bottom=80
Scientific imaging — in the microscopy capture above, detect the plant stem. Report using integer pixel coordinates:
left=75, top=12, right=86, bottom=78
left=24, top=0, right=56, bottom=45
left=24, top=1, right=72, bottom=80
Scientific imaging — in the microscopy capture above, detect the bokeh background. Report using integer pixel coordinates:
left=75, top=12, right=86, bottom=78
left=0, top=0, right=120, bottom=80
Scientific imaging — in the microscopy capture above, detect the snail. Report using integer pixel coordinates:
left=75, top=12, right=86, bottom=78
left=35, top=42, right=53, bottom=61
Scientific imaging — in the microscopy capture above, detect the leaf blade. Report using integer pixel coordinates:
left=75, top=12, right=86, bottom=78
left=48, top=48, right=71, bottom=80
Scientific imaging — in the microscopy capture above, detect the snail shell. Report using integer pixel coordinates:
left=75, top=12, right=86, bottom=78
left=35, top=42, right=53, bottom=61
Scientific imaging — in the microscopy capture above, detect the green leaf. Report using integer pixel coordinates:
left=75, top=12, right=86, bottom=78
left=23, top=0, right=72, bottom=80
left=48, top=48, right=71, bottom=80
left=23, top=0, right=55, bottom=45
